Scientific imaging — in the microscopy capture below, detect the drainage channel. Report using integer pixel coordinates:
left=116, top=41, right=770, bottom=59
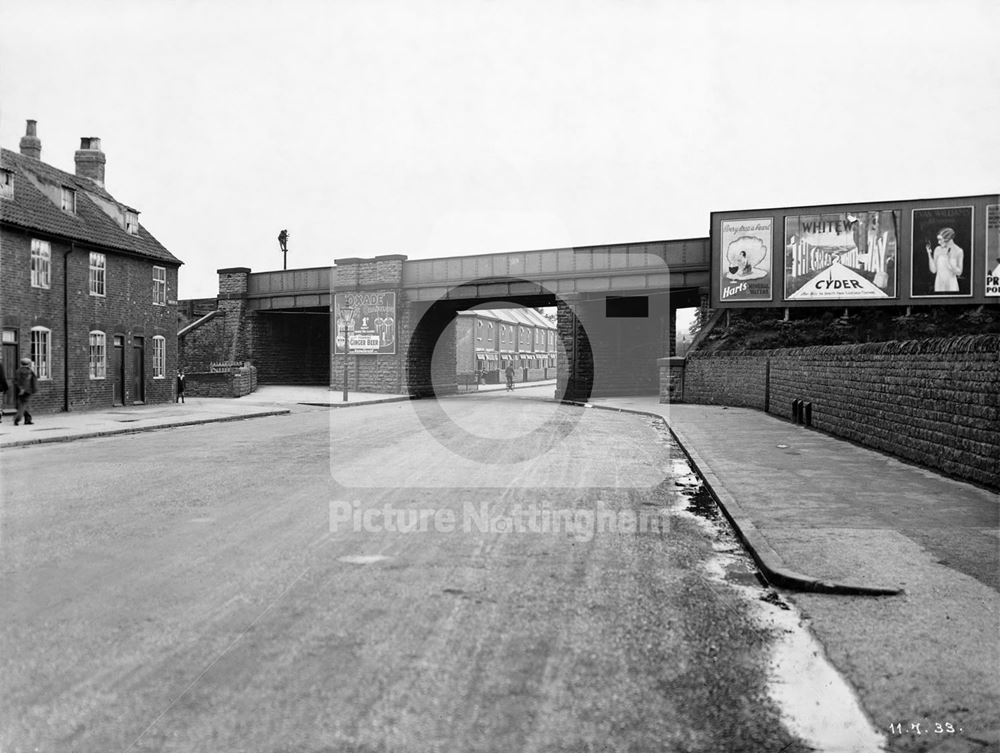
left=667, top=454, right=888, bottom=753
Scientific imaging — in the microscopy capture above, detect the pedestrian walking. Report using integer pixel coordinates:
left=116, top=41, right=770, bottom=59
left=176, top=369, right=186, bottom=404
left=13, top=357, right=37, bottom=426
left=0, top=358, right=8, bottom=423
left=504, top=361, right=515, bottom=392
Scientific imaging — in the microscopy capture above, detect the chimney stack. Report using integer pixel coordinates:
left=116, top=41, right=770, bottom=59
left=75, top=137, right=106, bottom=187
left=19, top=119, right=41, bottom=159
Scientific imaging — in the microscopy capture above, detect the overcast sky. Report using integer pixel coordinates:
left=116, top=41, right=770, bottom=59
left=2, top=0, right=998, bottom=300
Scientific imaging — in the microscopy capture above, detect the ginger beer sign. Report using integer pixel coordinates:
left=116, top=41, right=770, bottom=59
left=784, top=211, right=898, bottom=300
left=719, top=218, right=773, bottom=302
left=334, top=291, right=397, bottom=354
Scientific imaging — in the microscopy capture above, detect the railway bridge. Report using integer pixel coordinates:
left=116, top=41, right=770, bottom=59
left=193, top=238, right=710, bottom=400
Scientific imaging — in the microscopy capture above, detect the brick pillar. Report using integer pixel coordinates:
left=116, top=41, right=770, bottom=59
left=557, top=294, right=593, bottom=402
left=217, top=267, right=251, bottom=364
left=332, top=255, right=407, bottom=394
left=668, top=305, right=677, bottom=357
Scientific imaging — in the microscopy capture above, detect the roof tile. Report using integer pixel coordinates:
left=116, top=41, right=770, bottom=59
left=0, top=148, right=181, bottom=265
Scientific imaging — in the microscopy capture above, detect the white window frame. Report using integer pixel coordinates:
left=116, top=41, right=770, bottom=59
left=30, top=327, right=51, bottom=380
left=89, top=252, right=106, bottom=296
left=125, top=210, right=139, bottom=236
left=61, top=186, right=76, bottom=213
left=89, top=331, right=107, bottom=380
left=0, top=169, right=13, bottom=199
left=31, top=239, right=51, bottom=289
left=152, top=336, right=166, bottom=378
left=153, top=266, right=167, bottom=306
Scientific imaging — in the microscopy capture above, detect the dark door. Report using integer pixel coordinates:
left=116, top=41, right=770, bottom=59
left=113, top=336, right=125, bottom=406
left=131, top=337, right=145, bottom=404
left=2, top=332, right=17, bottom=411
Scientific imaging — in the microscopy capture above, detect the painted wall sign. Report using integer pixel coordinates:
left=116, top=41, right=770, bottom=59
left=911, top=206, right=974, bottom=297
left=719, top=218, right=773, bottom=302
left=986, top=204, right=1000, bottom=297
left=784, top=211, right=898, bottom=300
left=334, top=291, right=396, bottom=354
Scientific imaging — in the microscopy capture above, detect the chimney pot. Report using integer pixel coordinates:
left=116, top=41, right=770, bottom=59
left=75, top=136, right=106, bottom=187
left=19, top=119, right=42, bottom=159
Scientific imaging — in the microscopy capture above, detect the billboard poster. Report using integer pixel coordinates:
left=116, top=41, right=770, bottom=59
left=719, top=218, right=773, bottom=302
left=783, top=211, right=898, bottom=300
left=333, top=291, right=396, bottom=354
left=911, top=206, right=973, bottom=297
left=986, top=205, right=1000, bottom=297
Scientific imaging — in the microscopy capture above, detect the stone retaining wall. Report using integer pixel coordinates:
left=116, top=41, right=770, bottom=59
left=681, top=336, right=999, bottom=488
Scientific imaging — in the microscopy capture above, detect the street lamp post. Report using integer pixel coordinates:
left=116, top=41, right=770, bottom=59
left=277, top=229, right=289, bottom=270
left=340, top=306, right=354, bottom=402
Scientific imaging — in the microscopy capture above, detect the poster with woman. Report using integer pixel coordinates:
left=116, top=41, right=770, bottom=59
left=986, top=205, right=999, bottom=297
left=719, top=218, right=772, bottom=302
left=911, top=206, right=973, bottom=297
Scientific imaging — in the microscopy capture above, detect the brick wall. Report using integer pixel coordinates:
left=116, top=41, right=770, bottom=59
left=185, top=365, right=257, bottom=398
left=332, top=256, right=409, bottom=394
left=2, top=228, right=179, bottom=413
left=253, top=311, right=328, bottom=385
left=682, top=336, right=1000, bottom=488
left=179, top=313, right=225, bottom=373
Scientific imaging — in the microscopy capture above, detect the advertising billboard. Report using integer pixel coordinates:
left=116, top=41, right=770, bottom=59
left=987, top=204, right=1000, bottom=297
left=333, top=291, right=396, bottom=354
left=910, top=206, right=973, bottom=297
left=784, top=211, right=898, bottom=300
left=719, top=218, right=773, bottom=302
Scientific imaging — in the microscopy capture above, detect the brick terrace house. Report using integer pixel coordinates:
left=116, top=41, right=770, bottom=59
left=1, top=120, right=183, bottom=414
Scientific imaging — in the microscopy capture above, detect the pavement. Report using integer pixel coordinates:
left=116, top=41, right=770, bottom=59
left=2, top=383, right=996, bottom=598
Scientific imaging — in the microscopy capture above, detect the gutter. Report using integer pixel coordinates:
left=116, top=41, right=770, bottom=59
left=64, top=242, right=75, bottom=412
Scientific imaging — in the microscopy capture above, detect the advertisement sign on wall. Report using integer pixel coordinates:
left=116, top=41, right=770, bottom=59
left=911, top=206, right=974, bottom=297
left=719, top=218, right=773, bottom=302
left=986, top=205, right=1000, bottom=297
left=334, top=291, right=396, bottom=354
left=784, top=211, right=898, bottom=300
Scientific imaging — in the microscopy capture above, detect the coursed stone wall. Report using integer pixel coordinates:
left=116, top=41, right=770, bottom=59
left=682, top=336, right=999, bottom=488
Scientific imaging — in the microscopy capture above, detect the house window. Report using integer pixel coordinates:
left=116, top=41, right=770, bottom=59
left=61, top=186, right=76, bottom=213
left=30, top=327, right=51, bottom=380
left=125, top=210, right=139, bottom=236
left=31, top=239, right=51, bottom=289
left=89, top=331, right=107, bottom=379
left=153, top=266, right=166, bottom=305
left=0, top=169, right=13, bottom=199
left=89, top=252, right=106, bottom=296
left=152, top=336, right=166, bottom=378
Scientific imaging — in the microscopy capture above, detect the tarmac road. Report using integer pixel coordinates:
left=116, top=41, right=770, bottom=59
left=1, top=394, right=804, bottom=753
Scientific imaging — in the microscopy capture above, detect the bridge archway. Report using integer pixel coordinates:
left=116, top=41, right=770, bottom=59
left=404, top=277, right=594, bottom=401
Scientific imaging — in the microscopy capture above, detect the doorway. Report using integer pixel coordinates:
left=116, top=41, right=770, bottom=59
left=131, top=337, right=144, bottom=404
left=113, top=335, right=125, bottom=406
left=2, top=329, right=16, bottom=411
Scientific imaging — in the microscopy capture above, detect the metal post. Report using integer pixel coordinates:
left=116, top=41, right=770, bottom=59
left=342, top=322, right=350, bottom=402
left=339, top=305, right=354, bottom=402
